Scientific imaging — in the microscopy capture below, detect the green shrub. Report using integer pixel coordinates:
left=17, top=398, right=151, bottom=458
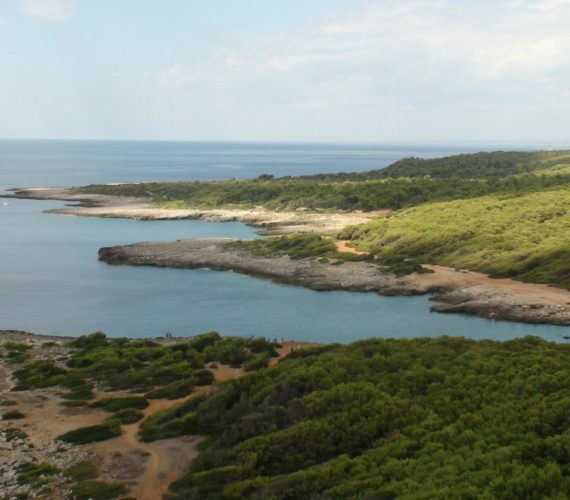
left=58, top=420, right=121, bottom=444
left=6, top=351, right=31, bottom=363
left=244, top=352, right=270, bottom=371
left=68, top=332, right=109, bottom=350
left=70, top=480, right=127, bottom=500
left=194, top=369, right=214, bottom=386
left=2, top=410, right=25, bottom=420
left=146, top=379, right=195, bottom=399
left=61, top=399, right=88, bottom=407
left=91, top=396, right=149, bottom=412
left=3, top=342, right=31, bottom=352
left=17, top=462, right=59, bottom=488
left=4, top=428, right=27, bottom=441
left=65, top=460, right=98, bottom=482
left=139, top=397, right=205, bottom=442
left=107, top=408, right=144, bottom=424
left=12, top=360, right=67, bottom=390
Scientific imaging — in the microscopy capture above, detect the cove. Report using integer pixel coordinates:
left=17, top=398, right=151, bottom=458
left=0, top=198, right=568, bottom=343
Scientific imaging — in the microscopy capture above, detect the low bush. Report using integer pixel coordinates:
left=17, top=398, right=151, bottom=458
left=65, top=460, right=98, bottom=482
left=3, top=342, right=31, bottom=352
left=61, top=399, right=88, bottom=407
left=17, top=462, right=59, bottom=488
left=139, top=396, right=206, bottom=442
left=91, top=396, right=149, bottom=412
left=146, top=379, right=195, bottom=400
left=58, top=420, right=121, bottom=444
left=107, top=408, right=144, bottom=424
left=70, top=480, right=127, bottom=500
left=4, top=428, right=27, bottom=441
left=2, top=410, right=25, bottom=420
left=194, top=369, right=214, bottom=386
left=12, top=360, right=67, bottom=390
left=244, top=352, right=271, bottom=371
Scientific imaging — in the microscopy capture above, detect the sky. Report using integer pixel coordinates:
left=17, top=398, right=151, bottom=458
left=0, top=0, right=570, bottom=143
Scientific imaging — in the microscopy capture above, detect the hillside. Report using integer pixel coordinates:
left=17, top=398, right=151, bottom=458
left=140, top=336, right=570, bottom=499
left=341, top=189, right=570, bottom=289
left=78, top=150, right=570, bottom=212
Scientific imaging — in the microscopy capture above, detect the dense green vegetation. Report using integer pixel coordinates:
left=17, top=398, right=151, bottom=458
left=77, top=150, right=570, bottom=287
left=227, top=233, right=429, bottom=275
left=226, top=233, right=371, bottom=262
left=10, top=333, right=281, bottom=445
left=341, top=189, right=570, bottom=288
left=147, top=336, right=570, bottom=499
left=139, top=395, right=206, bottom=442
left=13, top=332, right=279, bottom=394
left=78, top=151, right=570, bottom=211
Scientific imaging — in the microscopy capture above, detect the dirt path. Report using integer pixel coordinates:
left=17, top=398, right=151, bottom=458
left=336, top=240, right=570, bottom=307
left=418, top=265, right=570, bottom=306
left=335, top=240, right=370, bottom=255
left=119, top=398, right=198, bottom=500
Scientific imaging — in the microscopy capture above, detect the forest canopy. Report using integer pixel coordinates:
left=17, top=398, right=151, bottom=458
left=78, top=150, right=570, bottom=212
left=155, top=336, right=570, bottom=499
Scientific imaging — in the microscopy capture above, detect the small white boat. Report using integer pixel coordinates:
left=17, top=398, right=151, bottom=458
left=2, top=202, right=9, bottom=206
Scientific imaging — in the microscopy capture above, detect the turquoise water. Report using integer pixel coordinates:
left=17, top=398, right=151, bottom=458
left=0, top=140, right=567, bottom=341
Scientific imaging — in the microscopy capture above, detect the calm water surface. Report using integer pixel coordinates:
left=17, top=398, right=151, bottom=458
left=0, top=141, right=567, bottom=341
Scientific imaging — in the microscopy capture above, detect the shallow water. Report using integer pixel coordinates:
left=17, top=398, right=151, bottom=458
left=0, top=140, right=567, bottom=342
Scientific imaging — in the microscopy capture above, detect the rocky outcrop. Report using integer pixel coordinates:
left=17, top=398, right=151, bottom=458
left=98, top=238, right=570, bottom=327
left=98, top=239, right=426, bottom=296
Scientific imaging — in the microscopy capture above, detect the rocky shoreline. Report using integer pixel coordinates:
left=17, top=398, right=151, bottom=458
left=3, top=187, right=378, bottom=235
left=99, top=239, right=570, bottom=327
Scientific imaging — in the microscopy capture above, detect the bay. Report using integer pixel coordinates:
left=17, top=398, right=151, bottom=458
left=0, top=140, right=566, bottom=341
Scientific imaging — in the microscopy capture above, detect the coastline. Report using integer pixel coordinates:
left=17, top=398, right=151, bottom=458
left=99, top=239, right=570, bottom=327
left=3, top=187, right=379, bottom=235
left=5, top=186, right=570, bottom=328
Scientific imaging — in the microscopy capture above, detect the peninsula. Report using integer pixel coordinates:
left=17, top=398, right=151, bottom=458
left=6, top=150, right=570, bottom=327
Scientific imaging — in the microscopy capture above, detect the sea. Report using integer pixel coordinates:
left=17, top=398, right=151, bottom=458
left=0, top=140, right=567, bottom=342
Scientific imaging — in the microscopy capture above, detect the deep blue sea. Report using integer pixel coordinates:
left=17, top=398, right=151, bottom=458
left=0, top=140, right=567, bottom=341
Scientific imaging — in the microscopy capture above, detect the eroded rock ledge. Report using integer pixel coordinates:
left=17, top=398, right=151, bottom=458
left=98, top=239, right=570, bottom=327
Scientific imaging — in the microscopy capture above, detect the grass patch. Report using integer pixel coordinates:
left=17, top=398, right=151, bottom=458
left=65, top=460, right=98, bottom=482
left=17, top=462, right=59, bottom=489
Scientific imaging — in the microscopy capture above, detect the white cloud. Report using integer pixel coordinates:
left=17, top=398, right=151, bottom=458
left=154, top=0, right=570, bottom=114
left=22, top=0, right=75, bottom=22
